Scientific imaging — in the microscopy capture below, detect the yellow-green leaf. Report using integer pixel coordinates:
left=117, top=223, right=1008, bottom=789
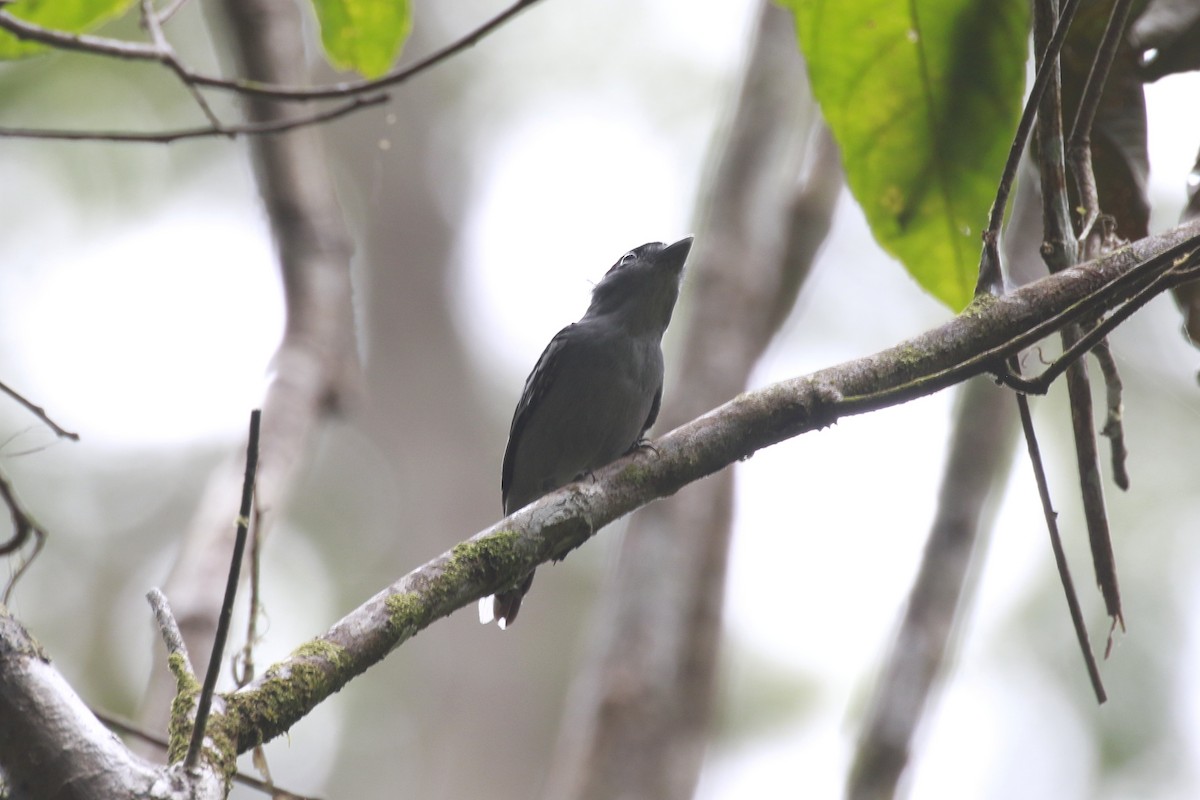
left=781, top=0, right=1029, bottom=310
left=0, top=0, right=135, bottom=59
left=312, top=0, right=412, bottom=79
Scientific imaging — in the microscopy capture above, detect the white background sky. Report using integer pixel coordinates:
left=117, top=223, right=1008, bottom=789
left=1, top=2, right=1199, bottom=797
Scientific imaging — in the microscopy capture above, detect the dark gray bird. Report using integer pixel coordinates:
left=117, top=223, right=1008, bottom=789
left=480, top=236, right=693, bottom=629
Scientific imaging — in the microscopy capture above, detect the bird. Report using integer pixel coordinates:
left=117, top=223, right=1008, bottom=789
left=479, top=236, right=693, bottom=629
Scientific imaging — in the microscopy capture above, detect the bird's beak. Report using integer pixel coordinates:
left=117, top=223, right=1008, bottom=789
left=660, top=236, right=694, bottom=270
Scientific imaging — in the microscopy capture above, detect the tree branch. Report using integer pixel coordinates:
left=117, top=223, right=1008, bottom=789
left=1032, top=0, right=1123, bottom=627
left=1014, top=377, right=1106, bottom=701
left=0, top=609, right=164, bottom=798
left=0, top=93, right=387, bottom=143
left=212, top=217, right=1200, bottom=753
left=1065, top=0, right=1136, bottom=246
left=185, top=410, right=260, bottom=771
left=0, top=379, right=78, bottom=440
left=976, top=0, right=1082, bottom=296
left=0, top=0, right=544, bottom=104
left=0, top=467, right=47, bottom=603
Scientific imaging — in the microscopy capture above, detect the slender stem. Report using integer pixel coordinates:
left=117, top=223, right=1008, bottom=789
left=0, top=0, right=544, bottom=103
left=184, top=410, right=262, bottom=769
left=995, top=251, right=1197, bottom=393
left=1014, top=373, right=1106, bottom=704
left=0, top=379, right=79, bottom=440
left=1066, top=0, right=1136, bottom=245
left=976, top=0, right=1083, bottom=296
left=146, top=588, right=193, bottom=670
left=0, top=94, right=386, bottom=143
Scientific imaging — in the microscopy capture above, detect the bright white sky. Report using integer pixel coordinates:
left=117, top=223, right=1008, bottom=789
left=1, top=3, right=1199, bottom=797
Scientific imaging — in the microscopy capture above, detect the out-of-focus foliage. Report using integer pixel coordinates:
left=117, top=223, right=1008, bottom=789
left=781, top=0, right=1028, bottom=310
left=311, top=0, right=412, bottom=79
left=0, top=0, right=135, bottom=58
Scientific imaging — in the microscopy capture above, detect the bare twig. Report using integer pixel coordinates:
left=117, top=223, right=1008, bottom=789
left=146, top=588, right=193, bottom=673
left=889, top=236, right=1200, bottom=412
left=994, top=247, right=1199, bottom=393
left=0, top=379, right=79, bottom=440
left=156, top=0, right=192, bottom=25
left=976, top=0, right=1083, bottom=296
left=92, top=707, right=170, bottom=750
left=138, top=0, right=222, bottom=129
left=0, top=93, right=387, bottom=143
left=0, top=9, right=159, bottom=59
left=232, top=506, right=265, bottom=690
left=0, top=0, right=544, bottom=103
left=1092, top=339, right=1130, bottom=490
left=1014, top=368, right=1106, bottom=703
left=0, top=467, right=47, bottom=603
left=1032, top=0, right=1122, bottom=628
left=92, top=708, right=319, bottom=799
left=192, top=0, right=548, bottom=101
left=1065, top=0, right=1136, bottom=247
left=185, top=409, right=261, bottom=770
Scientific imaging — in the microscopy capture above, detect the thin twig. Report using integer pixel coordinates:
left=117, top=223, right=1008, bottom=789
left=1031, top=0, right=1122, bottom=627
left=0, top=467, right=46, bottom=603
left=976, top=0, right=1083, bottom=296
left=233, top=506, right=264, bottom=689
left=0, top=9, right=159, bottom=59
left=138, top=0, right=223, bottom=129
left=146, top=588, right=193, bottom=672
left=886, top=236, right=1200, bottom=413
left=193, top=0, right=548, bottom=101
left=1092, top=339, right=1130, bottom=490
left=1066, top=0, right=1136, bottom=248
left=994, top=251, right=1197, bottom=393
left=92, top=707, right=170, bottom=750
left=0, top=379, right=79, bottom=440
left=156, top=0, right=192, bottom=25
left=840, top=248, right=1200, bottom=415
left=0, top=0, right=544, bottom=103
left=185, top=409, right=261, bottom=770
left=1014, top=367, right=1106, bottom=704
left=91, top=708, right=319, bottom=799
left=0, top=93, right=386, bottom=143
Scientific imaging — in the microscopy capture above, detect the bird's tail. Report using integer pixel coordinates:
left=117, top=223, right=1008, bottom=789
left=478, top=572, right=536, bottom=630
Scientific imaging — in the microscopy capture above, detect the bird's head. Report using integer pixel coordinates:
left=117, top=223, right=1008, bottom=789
left=585, top=236, right=693, bottom=333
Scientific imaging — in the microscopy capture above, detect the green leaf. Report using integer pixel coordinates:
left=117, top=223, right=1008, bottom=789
left=0, top=0, right=135, bottom=59
left=312, top=0, right=413, bottom=79
left=781, top=0, right=1029, bottom=310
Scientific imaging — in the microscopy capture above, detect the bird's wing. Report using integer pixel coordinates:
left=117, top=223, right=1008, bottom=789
left=501, top=323, right=577, bottom=509
left=641, top=383, right=662, bottom=438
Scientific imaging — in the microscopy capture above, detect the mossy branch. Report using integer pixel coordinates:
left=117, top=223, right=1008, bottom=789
left=212, top=217, right=1200, bottom=753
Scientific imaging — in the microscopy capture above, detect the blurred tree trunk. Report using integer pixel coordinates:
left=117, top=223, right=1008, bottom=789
left=310, top=16, right=578, bottom=800
left=545, top=4, right=841, bottom=797
left=141, top=0, right=359, bottom=740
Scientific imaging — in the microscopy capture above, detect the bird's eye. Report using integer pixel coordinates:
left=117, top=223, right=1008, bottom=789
left=619, top=252, right=637, bottom=267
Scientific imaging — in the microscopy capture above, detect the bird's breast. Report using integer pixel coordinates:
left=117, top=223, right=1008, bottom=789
left=504, top=329, right=663, bottom=510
